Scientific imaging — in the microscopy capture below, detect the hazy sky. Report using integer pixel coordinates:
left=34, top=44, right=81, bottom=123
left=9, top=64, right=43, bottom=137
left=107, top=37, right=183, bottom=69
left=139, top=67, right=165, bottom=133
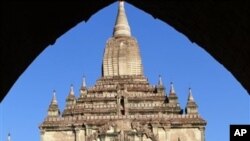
left=0, top=2, right=249, bottom=141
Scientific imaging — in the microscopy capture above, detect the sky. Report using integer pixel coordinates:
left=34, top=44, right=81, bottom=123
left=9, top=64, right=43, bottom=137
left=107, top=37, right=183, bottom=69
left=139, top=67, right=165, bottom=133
left=0, top=2, right=249, bottom=141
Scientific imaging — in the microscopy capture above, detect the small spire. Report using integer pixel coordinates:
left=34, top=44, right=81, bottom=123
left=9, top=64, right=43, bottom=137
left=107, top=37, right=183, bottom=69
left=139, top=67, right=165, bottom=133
left=51, top=90, right=57, bottom=105
left=188, top=88, right=194, bottom=101
left=168, top=82, right=179, bottom=106
left=48, top=90, right=60, bottom=117
left=82, top=76, right=86, bottom=87
left=7, top=133, right=11, bottom=141
left=113, top=0, right=131, bottom=37
left=158, top=75, right=163, bottom=85
left=66, top=84, right=76, bottom=104
left=69, top=84, right=74, bottom=95
left=186, top=87, right=198, bottom=114
left=170, top=82, right=175, bottom=93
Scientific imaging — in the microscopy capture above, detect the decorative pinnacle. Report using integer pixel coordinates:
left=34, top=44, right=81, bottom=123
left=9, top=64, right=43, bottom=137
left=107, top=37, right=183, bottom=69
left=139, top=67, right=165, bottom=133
left=188, top=88, right=194, bottom=101
left=70, top=84, right=74, bottom=95
left=52, top=90, right=58, bottom=105
left=82, top=76, right=86, bottom=87
left=170, top=82, right=175, bottom=93
left=158, top=75, right=163, bottom=85
left=113, top=0, right=131, bottom=37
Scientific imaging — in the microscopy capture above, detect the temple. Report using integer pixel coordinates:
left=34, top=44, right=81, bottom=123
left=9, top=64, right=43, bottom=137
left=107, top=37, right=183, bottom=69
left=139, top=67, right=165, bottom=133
left=39, top=1, right=206, bottom=141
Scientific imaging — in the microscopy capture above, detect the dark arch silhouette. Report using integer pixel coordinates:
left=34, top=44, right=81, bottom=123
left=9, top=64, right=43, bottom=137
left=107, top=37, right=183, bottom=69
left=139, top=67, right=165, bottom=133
left=1, top=0, right=249, bottom=102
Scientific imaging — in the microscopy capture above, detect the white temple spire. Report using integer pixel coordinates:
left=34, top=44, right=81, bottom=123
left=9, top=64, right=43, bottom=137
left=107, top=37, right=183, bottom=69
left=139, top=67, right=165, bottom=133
left=48, top=90, right=60, bottom=117
left=170, top=82, right=175, bottom=93
left=188, top=88, right=194, bottom=101
left=113, top=0, right=131, bottom=37
left=52, top=90, right=57, bottom=105
left=66, top=84, right=76, bottom=105
left=80, top=76, right=87, bottom=96
left=69, top=84, right=74, bottom=95
left=158, top=75, right=163, bottom=85
left=82, top=76, right=86, bottom=88
left=185, top=87, right=198, bottom=114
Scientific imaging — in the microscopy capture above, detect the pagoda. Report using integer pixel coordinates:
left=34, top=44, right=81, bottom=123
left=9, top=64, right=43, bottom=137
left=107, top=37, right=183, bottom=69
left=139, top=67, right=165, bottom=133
left=39, top=1, right=206, bottom=141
